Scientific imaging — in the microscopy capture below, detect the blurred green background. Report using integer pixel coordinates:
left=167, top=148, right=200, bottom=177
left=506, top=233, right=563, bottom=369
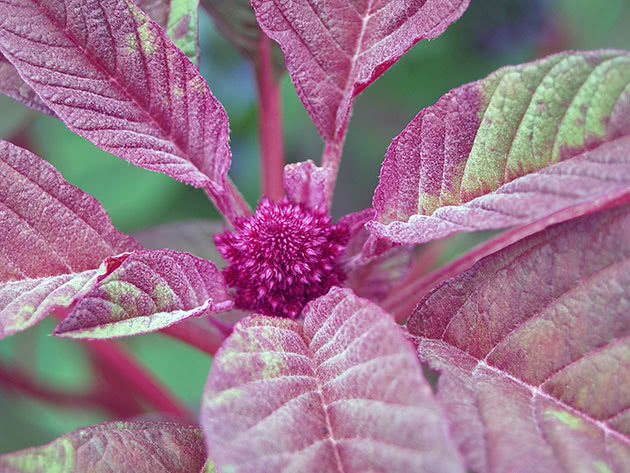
left=1, top=0, right=629, bottom=453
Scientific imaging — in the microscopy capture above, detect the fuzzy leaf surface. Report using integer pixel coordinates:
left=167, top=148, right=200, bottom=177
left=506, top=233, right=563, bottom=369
left=251, top=0, right=469, bottom=142
left=202, top=287, right=464, bottom=473
left=54, top=249, right=232, bottom=339
left=135, top=0, right=201, bottom=66
left=0, top=141, right=139, bottom=338
left=0, top=0, right=231, bottom=193
left=408, top=204, right=630, bottom=473
left=0, top=53, right=53, bottom=115
left=0, top=421, right=207, bottom=473
left=371, top=50, right=630, bottom=244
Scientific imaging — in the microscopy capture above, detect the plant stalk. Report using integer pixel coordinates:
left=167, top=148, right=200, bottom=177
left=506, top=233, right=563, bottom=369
left=0, top=360, right=142, bottom=418
left=160, top=320, right=227, bottom=356
left=256, top=34, right=285, bottom=201
left=86, top=340, right=191, bottom=420
left=321, top=139, right=345, bottom=208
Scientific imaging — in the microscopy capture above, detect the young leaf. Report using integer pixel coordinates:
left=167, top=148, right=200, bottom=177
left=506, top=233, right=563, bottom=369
left=54, top=249, right=232, bottom=339
left=0, top=53, right=53, bottom=115
left=0, top=141, right=139, bottom=338
left=408, top=203, right=630, bottom=473
left=251, top=0, right=470, bottom=142
left=0, top=0, right=231, bottom=195
left=135, top=0, right=201, bottom=66
left=371, top=50, right=630, bottom=244
left=202, top=287, right=465, bottom=473
left=133, top=220, right=226, bottom=264
left=0, top=421, right=207, bottom=473
left=284, top=160, right=330, bottom=212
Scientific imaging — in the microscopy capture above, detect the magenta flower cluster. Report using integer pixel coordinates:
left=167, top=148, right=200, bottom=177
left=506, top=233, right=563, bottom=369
left=214, top=197, right=349, bottom=318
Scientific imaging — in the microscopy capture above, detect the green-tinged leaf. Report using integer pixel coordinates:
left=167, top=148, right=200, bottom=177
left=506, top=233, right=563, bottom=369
left=0, top=141, right=139, bottom=339
left=408, top=203, right=630, bottom=473
left=0, top=422, right=206, bottom=473
left=53, top=249, right=232, bottom=339
left=371, top=50, right=630, bottom=245
left=202, top=287, right=465, bottom=473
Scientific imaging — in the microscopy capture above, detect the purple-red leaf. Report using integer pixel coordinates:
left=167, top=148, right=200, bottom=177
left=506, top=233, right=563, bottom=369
left=202, top=287, right=465, bottom=473
left=371, top=50, right=630, bottom=245
left=0, top=0, right=231, bottom=196
left=54, top=249, right=232, bottom=339
left=408, top=203, right=630, bottom=473
left=0, top=53, right=53, bottom=115
left=0, top=140, right=139, bottom=338
left=0, top=421, right=207, bottom=473
left=133, top=219, right=226, bottom=264
left=251, top=0, right=469, bottom=142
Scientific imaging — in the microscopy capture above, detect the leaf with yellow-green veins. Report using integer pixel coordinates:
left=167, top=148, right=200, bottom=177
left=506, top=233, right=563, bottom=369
left=201, top=287, right=465, bottom=473
left=407, top=203, right=630, bottom=473
left=0, top=421, right=207, bottom=473
left=0, top=141, right=140, bottom=339
left=370, top=50, right=630, bottom=245
left=135, top=0, right=201, bottom=67
left=53, top=249, right=233, bottom=339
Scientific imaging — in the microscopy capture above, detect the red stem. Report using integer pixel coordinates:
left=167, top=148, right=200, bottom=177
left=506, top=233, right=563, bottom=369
left=256, top=34, right=285, bottom=201
left=206, top=176, right=252, bottom=227
left=52, top=313, right=190, bottom=419
left=160, top=320, right=228, bottom=356
left=321, top=139, right=345, bottom=208
left=86, top=340, right=191, bottom=420
left=0, top=360, right=141, bottom=418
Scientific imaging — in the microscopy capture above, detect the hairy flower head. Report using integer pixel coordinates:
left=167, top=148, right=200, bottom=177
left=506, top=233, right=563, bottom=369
left=214, top=197, right=349, bottom=318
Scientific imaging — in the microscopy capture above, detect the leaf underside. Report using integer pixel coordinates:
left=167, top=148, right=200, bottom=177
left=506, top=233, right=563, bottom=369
left=0, top=421, right=207, bottom=473
left=54, top=249, right=232, bottom=339
left=201, top=0, right=285, bottom=78
left=202, top=287, right=464, bottom=473
left=371, top=50, right=630, bottom=244
left=408, top=203, right=630, bottom=473
left=251, top=0, right=470, bottom=142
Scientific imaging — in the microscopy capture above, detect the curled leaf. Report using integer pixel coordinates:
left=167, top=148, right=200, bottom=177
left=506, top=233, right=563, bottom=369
left=54, top=249, right=232, bottom=339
